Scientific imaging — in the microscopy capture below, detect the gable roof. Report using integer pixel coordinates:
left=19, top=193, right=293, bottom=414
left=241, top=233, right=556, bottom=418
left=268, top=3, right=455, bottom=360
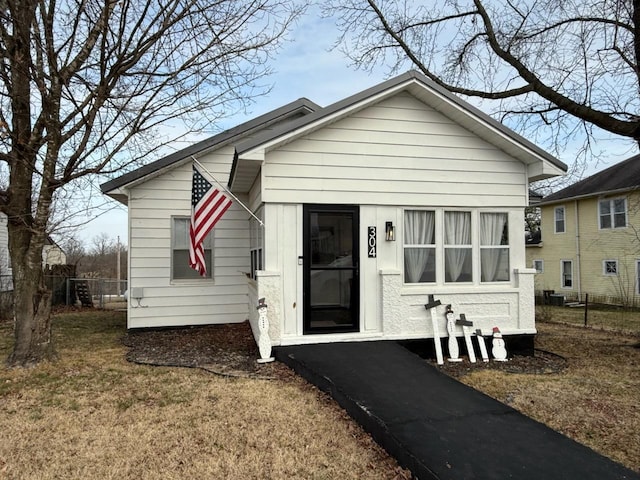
left=100, top=98, right=320, bottom=202
left=229, top=70, right=567, bottom=192
left=539, top=154, right=640, bottom=205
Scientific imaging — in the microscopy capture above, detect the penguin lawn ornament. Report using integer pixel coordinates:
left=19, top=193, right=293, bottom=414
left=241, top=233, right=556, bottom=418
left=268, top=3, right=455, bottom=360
left=491, top=327, right=508, bottom=361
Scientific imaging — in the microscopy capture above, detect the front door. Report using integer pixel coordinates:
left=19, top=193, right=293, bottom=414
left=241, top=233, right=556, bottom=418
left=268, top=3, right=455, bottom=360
left=303, top=204, right=359, bottom=334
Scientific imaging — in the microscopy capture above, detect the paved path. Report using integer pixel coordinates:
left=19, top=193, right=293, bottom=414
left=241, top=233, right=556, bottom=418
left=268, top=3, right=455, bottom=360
left=276, top=341, right=639, bottom=480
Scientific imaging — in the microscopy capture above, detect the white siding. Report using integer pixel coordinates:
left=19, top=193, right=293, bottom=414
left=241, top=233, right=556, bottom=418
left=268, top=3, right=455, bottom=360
left=0, top=213, right=11, bottom=290
left=126, top=146, right=250, bottom=328
left=262, top=93, right=528, bottom=208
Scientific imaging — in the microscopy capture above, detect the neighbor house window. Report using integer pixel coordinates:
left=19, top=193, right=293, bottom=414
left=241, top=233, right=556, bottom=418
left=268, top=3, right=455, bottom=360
left=444, top=211, right=472, bottom=282
left=172, top=217, right=212, bottom=280
left=404, top=210, right=436, bottom=283
left=249, top=208, right=264, bottom=281
left=480, top=212, right=509, bottom=282
left=603, top=260, right=618, bottom=276
left=554, top=206, right=565, bottom=233
left=599, top=198, right=627, bottom=229
left=533, top=259, right=544, bottom=273
left=561, top=260, right=573, bottom=288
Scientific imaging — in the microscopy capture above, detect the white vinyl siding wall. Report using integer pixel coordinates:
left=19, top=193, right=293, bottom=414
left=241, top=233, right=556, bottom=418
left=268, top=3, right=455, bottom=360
left=126, top=146, right=250, bottom=328
left=261, top=93, right=528, bottom=208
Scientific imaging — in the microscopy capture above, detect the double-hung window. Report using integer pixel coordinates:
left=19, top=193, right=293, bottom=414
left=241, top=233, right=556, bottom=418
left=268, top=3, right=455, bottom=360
left=403, top=210, right=436, bottom=283
left=554, top=206, right=565, bottom=233
left=599, top=198, right=626, bottom=229
left=444, top=211, right=472, bottom=283
left=480, top=212, right=510, bottom=282
left=172, top=217, right=213, bottom=280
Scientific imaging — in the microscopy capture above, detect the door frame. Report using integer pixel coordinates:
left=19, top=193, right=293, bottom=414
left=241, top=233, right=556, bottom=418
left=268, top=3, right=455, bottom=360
left=302, top=204, right=360, bottom=334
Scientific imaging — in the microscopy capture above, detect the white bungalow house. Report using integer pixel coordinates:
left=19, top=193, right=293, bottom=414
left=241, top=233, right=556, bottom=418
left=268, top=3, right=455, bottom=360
left=101, top=71, right=566, bottom=351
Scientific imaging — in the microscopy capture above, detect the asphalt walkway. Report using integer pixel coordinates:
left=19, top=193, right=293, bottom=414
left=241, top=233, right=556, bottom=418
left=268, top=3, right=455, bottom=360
left=275, top=341, right=639, bottom=480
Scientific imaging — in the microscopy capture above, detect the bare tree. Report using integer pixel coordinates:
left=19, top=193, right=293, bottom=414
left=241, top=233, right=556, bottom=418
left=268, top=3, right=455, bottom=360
left=324, top=0, right=640, bottom=157
left=0, top=0, right=305, bottom=366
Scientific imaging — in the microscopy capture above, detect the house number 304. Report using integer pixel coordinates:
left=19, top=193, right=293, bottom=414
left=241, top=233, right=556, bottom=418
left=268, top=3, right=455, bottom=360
left=368, top=226, right=376, bottom=258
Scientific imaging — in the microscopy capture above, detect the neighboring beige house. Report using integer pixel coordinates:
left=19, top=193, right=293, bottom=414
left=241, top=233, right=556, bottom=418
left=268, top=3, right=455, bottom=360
left=528, top=154, right=640, bottom=305
left=102, top=71, right=566, bottom=349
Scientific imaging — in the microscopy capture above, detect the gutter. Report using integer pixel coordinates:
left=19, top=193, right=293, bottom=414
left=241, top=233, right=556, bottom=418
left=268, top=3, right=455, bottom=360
left=574, top=200, right=582, bottom=299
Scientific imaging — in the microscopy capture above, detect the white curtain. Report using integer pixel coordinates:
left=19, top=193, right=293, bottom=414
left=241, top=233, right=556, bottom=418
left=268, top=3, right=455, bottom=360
left=404, top=211, right=434, bottom=283
left=445, top=212, right=471, bottom=282
left=480, top=213, right=507, bottom=282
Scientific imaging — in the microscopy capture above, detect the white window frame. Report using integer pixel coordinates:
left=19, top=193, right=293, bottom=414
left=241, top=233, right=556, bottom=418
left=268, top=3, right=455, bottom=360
left=533, top=259, right=544, bottom=273
left=561, top=260, right=573, bottom=289
left=479, top=212, right=510, bottom=283
left=401, top=209, right=511, bottom=286
left=598, top=197, right=627, bottom=230
left=403, top=209, right=437, bottom=284
left=554, top=206, right=566, bottom=234
left=249, top=207, right=264, bottom=281
left=603, top=259, right=618, bottom=276
left=171, top=216, right=214, bottom=281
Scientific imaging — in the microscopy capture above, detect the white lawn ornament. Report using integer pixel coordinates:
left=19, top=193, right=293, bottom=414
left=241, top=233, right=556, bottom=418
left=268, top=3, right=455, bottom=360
left=456, top=313, right=476, bottom=363
left=491, top=327, right=508, bottom=361
left=425, top=295, right=444, bottom=365
left=475, top=329, right=490, bottom=362
left=445, top=305, right=462, bottom=362
left=256, top=298, right=274, bottom=363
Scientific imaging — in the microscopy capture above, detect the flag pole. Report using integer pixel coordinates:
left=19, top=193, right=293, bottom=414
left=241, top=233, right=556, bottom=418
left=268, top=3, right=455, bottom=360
left=191, top=157, right=264, bottom=227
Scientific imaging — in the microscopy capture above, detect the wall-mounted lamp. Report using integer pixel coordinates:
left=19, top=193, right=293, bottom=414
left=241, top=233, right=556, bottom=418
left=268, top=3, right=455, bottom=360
left=385, top=221, right=395, bottom=241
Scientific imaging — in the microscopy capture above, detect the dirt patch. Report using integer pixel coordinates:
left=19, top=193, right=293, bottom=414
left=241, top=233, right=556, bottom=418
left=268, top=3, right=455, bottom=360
left=123, top=321, right=285, bottom=379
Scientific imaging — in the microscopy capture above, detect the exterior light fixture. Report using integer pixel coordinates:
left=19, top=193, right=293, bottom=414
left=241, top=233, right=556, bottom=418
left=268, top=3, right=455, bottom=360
left=385, top=221, right=395, bottom=241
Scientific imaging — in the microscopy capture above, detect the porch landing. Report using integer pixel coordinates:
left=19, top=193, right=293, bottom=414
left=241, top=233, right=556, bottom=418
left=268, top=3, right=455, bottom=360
left=275, top=341, right=638, bottom=480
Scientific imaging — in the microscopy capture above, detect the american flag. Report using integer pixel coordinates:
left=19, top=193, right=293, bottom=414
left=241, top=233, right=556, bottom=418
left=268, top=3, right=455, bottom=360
left=189, top=164, right=232, bottom=276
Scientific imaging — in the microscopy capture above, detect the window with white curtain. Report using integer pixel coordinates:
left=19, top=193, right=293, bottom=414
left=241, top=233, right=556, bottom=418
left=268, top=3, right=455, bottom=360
left=480, top=212, right=510, bottom=282
left=403, top=210, right=436, bottom=283
left=444, top=211, right=472, bottom=283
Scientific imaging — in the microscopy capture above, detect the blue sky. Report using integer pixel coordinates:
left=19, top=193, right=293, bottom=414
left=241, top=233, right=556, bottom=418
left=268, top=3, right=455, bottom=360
left=79, top=6, right=635, bottom=245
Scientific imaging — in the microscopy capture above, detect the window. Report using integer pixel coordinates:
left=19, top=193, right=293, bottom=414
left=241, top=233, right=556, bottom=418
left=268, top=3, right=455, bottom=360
left=172, top=217, right=212, bottom=280
left=404, top=210, right=436, bottom=283
left=599, top=198, right=627, bottom=229
left=554, top=206, right=565, bottom=233
left=444, top=211, right=472, bottom=282
left=533, top=259, right=544, bottom=274
left=249, top=209, right=264, bottom=280
left=480, top=212, right=509, bottom=282
left=561, top=260, right=573, bottom=288
left=603, top=260, right=618, bottom=276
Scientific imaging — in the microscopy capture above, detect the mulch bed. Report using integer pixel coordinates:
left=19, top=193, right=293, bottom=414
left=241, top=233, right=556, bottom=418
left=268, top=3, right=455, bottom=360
left=123, top=320, right=567, bottom=380
left=433, top=349, right=568, bottom=379
left=122, top=321, right=286, bottom=379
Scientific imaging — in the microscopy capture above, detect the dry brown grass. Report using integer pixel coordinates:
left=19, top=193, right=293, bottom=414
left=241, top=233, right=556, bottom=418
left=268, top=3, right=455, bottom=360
left=0, top=311, right=409, bottom=480
left=460, top=318, right=640, bottom=472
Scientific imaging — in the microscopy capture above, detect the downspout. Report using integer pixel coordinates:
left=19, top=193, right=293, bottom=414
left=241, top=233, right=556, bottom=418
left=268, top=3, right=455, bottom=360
left=574, top=200, right=582, bottom=300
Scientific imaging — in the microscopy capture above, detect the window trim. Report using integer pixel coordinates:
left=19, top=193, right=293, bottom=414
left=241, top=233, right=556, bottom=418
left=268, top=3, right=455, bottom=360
left=603, top=259, right=618, bottom=276
left=598, top=197, right=627, bottom=230
left=170, top=216, right=214, bottom=282
left=249, top=207, right=264, bottom=281
left=561, top=260, right=573, bottom=289
left=554, top=206, right=566, bottom=234
left=402, top=208, right=511, bottom=286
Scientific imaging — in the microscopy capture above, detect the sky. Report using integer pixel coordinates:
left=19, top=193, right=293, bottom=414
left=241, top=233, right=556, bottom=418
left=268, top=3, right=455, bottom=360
left=77, top=5, right=635, bottom=246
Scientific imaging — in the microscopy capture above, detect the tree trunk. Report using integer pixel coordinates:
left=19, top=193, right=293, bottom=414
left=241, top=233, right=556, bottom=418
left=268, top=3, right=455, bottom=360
left=6, top=223, right=56, bottom=367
